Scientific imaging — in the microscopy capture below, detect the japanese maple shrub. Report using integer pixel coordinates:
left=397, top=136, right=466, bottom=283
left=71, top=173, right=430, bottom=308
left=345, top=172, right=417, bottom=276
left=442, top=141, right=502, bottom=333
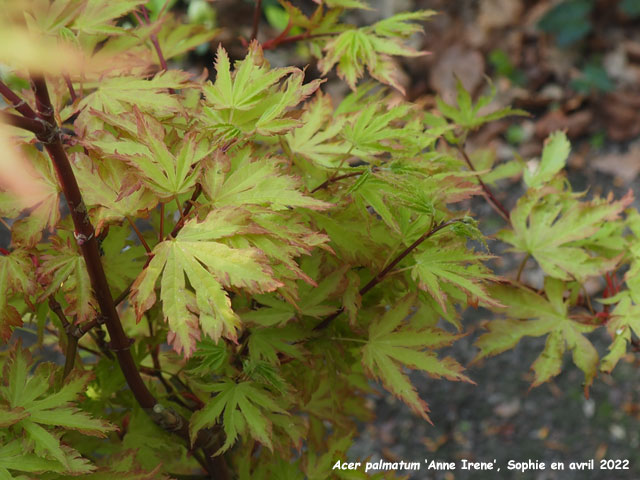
left=0, top=1, right=638, bottom=478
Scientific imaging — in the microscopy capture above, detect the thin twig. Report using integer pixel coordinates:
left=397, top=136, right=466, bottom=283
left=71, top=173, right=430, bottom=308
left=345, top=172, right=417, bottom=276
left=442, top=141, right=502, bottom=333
left=169, top=183, right=202, bottom=238
left=251, top=0, right=262, bottom=41
left=63, top=74, right=77, bottom=103
left=314, top=218, right=464, bottom=330
left=457, top=144, right=510, bottom=223
left=516, top=253, right=530, bottom=282
left=47, top=297, right=78, bottom=379
left=1, top=111, right=48, bottom=136
left=0, top=80, right=38, bottom=118
left=127, top=216, right=152, bottom=253
left=311, top=171, right=365, bottom=194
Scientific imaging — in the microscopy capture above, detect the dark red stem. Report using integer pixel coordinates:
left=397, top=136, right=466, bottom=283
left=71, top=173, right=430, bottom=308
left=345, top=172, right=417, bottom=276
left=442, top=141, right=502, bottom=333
left=0, top=79, right=38, bottom=118
left=26, top=76, right=227, bottom=478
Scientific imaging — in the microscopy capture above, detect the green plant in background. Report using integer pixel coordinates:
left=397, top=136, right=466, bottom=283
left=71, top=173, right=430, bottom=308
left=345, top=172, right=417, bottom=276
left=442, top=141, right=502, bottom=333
left=1, top=1, right=639, bottom=478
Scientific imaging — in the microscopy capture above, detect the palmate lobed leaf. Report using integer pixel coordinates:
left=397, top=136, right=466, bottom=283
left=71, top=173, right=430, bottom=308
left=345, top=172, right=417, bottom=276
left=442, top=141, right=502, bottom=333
left=90, top=108, right=212, bottom=199
left=411, top=241, right=500, bottom=312
left=0, top=348, right=115, bottom=475
left=318, top=11, right=435, bottom=93
left=130, top=210, right=284, bottom=357
left=189, top=380, right=287, bottom=455
left=474, top=279, right=599, bottom=393
left=202, top=42, right=323, bottom=139
left=38, top=236, right=97, bottom=323
left=499, top=186, right=633, bottom=281
left=0, top=249, right=36, bottom=341
left=361, top=295, right=472, bottom=423
left=201, top=147, right=331, bottom=211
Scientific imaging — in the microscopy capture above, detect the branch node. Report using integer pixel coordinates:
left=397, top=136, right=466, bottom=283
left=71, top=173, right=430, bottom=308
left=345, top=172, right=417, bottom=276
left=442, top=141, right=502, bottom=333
left=108, top=337, right=135, bottom=352
left=73, top=230, right=94, bottom=246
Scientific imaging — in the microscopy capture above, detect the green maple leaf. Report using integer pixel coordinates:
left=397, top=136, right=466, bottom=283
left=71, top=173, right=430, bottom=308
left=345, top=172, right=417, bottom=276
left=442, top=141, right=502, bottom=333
left=78, top=70, right=191, bottom=116
left=284, top=92, right=351, bottom=169
left=436, top=80, right=528, bottom=131
left=71, top=0, right=146, bottom=35
left=362, top=295, right=472, bottom=422
left=189, top=380, right=287, bottom=455
left=411, top=241, right=499, bottom=312
left=0, top=145, right=61, bottom=247
left=130, top=210, right=282, bottom=357
left=72, top=152, right=158, bottom=231
left=38, top=236, right=97, bottom=323
left=474, top=279, right=599, bottom=393
left=318, top=11, right=434, bottom=93
left=91, top=109, right=211, bottom=199
left=0, top=348, right=114, bottom=475
left=600, top=294, right=640, bottom=373
left=0, top=249, right=35, bottom=341
left=201, top=147, right=330, bottom=211
left=499, top=188, right=633, bottom=281
left=202, top=42, right=323, bottom=139
left=523, top=131, right=571, bottom=188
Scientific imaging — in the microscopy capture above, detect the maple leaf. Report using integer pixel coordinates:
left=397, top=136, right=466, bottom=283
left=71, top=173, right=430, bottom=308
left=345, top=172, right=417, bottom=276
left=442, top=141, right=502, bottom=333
left=523, top=131, right=571, bottom=188
left=318, top=11, right=435, bottom=93
left=72, top=152, right=158, bottom=231
left=411, top=240, right=499, bottom=312
left=202, top=42, right=323, bottom=139
left=189, top=380, right=287, bottom=455
left=0, top=143, right=61, bottom=247
left=499, top=188, right=633, bottom=281
left=90, top=109, right=212, bottom=200
left=600, top=294, right=640, bottom=373
left=38, top=236, right=97, bottom=323
left=0, top=249, right=35, bottom=341
left=130, top=210, right=283, bottom=357
left=78, top=70, right=191, bottom=117
left=435, top=80, right=528, bottom=131
left=201, top=147, right=330, bottom=211
left=284, top=92, right=352, bottom=169
left=0, top=348, right=115, bottom=474
left=474, top=279, right=599, bottom=393
left=71, top=0, right=146, bottom=36
left=361, top=295, right=472, bottom=423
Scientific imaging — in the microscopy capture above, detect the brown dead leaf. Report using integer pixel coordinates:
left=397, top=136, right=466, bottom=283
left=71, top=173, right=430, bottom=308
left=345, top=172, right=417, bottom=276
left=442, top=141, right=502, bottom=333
left=429, top=45, right=485, bottom=103
left=591, top=143, right=640, bottom=185
left=534, top=109, right=593, bottom=139
left=478, top=0, right=524, bottom=31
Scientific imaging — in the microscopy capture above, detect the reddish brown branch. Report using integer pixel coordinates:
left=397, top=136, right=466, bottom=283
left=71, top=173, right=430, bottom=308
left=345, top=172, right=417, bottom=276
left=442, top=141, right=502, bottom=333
left=28, top=75, right=227, bottom=478
left=311, top=171, right=365, bottom=194
left=0, top=80, right=38, bottom=119
left=314, top=219, right=464, bottom=330
left=1, top=111, right=48, bottom=136
left=169, top=183, right=202, bottom=238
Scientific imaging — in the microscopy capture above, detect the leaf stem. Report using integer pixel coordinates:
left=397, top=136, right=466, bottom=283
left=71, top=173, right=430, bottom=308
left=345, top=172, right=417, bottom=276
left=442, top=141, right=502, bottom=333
left=311, top=170, right=365, bottom=194
left=516, top=253, right=530, bottom=283
left=457, top=144, right=510, bottom=223
left=47, top=297, right=78, bottom=379
left=127, top=216, right=152, bottom=253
